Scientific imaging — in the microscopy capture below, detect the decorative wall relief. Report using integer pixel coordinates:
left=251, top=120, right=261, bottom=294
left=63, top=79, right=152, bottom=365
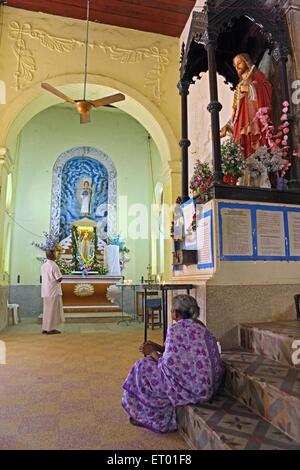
left=9, top=21, right=80, bottom=90
left=98, top=42, right=169, bottom=103
left=8, top=21, right=169, bottom=103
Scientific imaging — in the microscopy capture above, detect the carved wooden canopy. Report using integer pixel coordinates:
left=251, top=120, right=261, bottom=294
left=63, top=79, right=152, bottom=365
left=180, top=0, right=291, bottom=86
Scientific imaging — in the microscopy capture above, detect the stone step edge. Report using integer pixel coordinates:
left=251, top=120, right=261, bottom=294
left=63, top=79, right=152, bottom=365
left=224, top=362, right=300, bottom=443
left=224, top=361, right=300, bottom=404
left=177, top=406, right=231, bottom=451
left=240, top=324, right=299, bottom=341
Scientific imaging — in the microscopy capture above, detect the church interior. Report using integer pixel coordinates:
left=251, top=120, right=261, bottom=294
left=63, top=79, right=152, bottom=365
left=0, top=0, right=300, bottom=452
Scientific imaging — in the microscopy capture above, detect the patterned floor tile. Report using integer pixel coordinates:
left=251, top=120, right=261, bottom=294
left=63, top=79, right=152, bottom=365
left=177, top=392, right=300, bottom=450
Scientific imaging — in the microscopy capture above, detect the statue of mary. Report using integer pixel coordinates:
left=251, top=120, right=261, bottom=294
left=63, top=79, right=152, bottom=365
left=80, top=181, right=93, bottom=215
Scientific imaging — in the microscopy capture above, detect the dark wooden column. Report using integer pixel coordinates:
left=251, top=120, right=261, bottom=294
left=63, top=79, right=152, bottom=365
left=273, top=43, right=300, bottom=190
left=204, top=31, right=223, bottom=185
left=178, top=79, right=191, bottom=202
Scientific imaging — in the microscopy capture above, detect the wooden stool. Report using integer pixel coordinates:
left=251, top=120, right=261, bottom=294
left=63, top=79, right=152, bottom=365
left=146, top=298, right=162, bottom=330
left=136, top=291, right=159, bottom=320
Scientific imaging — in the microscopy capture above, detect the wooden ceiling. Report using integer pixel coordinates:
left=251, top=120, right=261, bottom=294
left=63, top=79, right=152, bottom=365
left=6, top=0, right=196, bottom=37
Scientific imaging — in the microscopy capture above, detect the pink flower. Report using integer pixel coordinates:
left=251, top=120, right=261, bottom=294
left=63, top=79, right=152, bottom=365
left=275, top=138, right=282, bottom=145
left=283, top=107, right=289, bottom=114
left=281, top=114, right=288, bottom=121
left=283, top=128, right=290, bottom=135
left=283, top=101, right=289, bottom=108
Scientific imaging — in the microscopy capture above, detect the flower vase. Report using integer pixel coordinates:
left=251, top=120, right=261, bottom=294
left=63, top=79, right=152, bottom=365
left=277, top=177, right=284, bottom=190
left=223, top=175, right=238, bottom=185
left=254, top=168, right=271, bottom=189
left=268, top=172, right=278, bottom=189
left=229, top=175, right=238, bottom=185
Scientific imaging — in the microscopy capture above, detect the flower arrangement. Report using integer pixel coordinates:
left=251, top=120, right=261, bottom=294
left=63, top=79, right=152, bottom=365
left=245, top=146, right=290, bottom=179
left=76, top=255, right=108, bottom=276
left=107, top=234, right=130, bottom=254
left=190, top=161, right=214, bottom=202
left=245, top=102, right=291, bottom=182
left=221, top=139, right=245, bottom=182
left=56, top=259, right=73, bottom=275
left=32, top=231, right=60, bottom=252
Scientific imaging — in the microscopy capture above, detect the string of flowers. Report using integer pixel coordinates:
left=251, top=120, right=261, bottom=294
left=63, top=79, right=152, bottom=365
left=253, top=102, right=291, bottom=178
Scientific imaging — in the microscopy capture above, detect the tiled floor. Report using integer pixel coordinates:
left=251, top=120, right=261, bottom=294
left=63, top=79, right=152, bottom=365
left=0, top=318, right=188, bottom=450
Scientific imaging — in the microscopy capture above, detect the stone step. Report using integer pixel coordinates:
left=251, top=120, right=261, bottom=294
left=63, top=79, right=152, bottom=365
left=38, top=312, right=133, bottom=324
left=240, top=321, right=300, bottom=368
left=223, top=350, right=300, bottom=443
left=177, top=391, right=299, bottom=450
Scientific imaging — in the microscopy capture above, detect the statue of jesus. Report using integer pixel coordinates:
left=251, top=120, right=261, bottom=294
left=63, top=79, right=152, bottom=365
left=80, top=181, right=93, bottom=216
left=220, top=53, right=272, bottom=158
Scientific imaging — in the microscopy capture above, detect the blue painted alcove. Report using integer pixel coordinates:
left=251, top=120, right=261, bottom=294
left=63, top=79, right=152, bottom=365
left=50, top=146, right=117, bottom=241
left=59, top=156, right=108, bottom=240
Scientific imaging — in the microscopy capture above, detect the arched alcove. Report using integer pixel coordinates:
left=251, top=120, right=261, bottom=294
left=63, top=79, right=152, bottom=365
left=51, top=146, right=117, bottom=240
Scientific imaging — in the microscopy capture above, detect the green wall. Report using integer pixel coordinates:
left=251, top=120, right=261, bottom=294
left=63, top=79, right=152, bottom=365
left=10, top=104, right=162, bottom=284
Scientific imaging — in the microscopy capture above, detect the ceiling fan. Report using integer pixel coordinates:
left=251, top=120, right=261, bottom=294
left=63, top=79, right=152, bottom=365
left=41, top=0, right=125, bottom=123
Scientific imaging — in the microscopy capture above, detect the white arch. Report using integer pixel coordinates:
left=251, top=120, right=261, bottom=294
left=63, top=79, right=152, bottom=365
left=3, top=74, right=180, bottom=169
left=51, top=146, right=117, bottom=238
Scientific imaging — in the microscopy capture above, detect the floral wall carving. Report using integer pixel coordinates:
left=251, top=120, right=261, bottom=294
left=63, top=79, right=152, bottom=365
left=8, top=21, right=169, bottom=104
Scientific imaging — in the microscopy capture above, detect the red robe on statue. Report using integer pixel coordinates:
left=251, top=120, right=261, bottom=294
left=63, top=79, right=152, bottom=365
left=232, top=68, right=272, bottom=158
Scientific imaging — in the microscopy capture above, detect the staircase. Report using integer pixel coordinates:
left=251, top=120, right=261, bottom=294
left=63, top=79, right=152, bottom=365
left=177, top=321, right=300, bottom=450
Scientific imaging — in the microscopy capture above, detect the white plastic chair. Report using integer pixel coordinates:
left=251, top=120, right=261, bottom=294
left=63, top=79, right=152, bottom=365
left=7, top=303, right=20, bottom=325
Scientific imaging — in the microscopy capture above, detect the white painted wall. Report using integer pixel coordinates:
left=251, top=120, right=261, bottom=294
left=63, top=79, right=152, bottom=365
left=10, top=104, right=161, bottom=284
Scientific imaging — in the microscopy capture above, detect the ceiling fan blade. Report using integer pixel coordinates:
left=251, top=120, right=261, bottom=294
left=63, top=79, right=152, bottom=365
left=41, top=83, right=76, bottom=105
left=80, top=111, right=91, bottom=124
left=90, top=93, right=125, bottom=108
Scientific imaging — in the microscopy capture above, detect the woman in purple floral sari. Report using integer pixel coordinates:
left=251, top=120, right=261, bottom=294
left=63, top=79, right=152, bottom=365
left=122, top=295, right=224, bottom=433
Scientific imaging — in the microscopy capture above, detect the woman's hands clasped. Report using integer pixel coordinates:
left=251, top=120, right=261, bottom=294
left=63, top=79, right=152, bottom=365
left=139, top=341, right=163, bottom=356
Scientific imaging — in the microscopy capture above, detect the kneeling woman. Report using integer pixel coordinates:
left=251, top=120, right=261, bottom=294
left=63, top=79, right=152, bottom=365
left=121, top=295, right=224, bottom=433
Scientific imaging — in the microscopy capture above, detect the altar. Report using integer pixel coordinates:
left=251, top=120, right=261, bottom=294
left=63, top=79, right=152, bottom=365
left=47, top=147, right=127, bottom=319
left=61, top=275, right=122, bottom=315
